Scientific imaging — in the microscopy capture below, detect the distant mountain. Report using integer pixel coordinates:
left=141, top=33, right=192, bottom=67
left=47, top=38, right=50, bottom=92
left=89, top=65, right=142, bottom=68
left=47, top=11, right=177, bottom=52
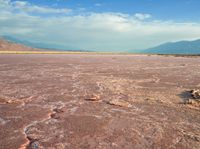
left=2, top=35, right=84, bottom=51
left=143, top=39, right=200, bottom=54
left=0, top=38, right=39, bottom=51
left=2, top=35, right=200, bottom=54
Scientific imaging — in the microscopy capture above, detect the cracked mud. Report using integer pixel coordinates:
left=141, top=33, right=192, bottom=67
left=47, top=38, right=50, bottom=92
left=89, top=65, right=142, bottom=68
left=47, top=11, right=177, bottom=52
left=0, top=54, right=200, bottom=149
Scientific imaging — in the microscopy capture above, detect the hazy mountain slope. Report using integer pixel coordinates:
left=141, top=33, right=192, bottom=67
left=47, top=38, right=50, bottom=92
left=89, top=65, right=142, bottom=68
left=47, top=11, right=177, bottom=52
left=0, top=38, right=39, bottom=51
left=2, top=36, right=83, bottom=51
left=144, top=39, right=200, bottom=54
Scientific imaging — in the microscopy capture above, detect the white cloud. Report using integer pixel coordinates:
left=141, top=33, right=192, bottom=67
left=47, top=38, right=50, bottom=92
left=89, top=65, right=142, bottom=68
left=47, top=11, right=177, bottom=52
left=1, top=0, right=200, bottom=51
left=13, top=1, right=27, bottom=7
left=134, top=13, right=152, bottom=20
left=2, top=0, right=72, bottom=14
left=0, top=0, right=11, bottom=10
left=95, top=3, right=102, bottom=7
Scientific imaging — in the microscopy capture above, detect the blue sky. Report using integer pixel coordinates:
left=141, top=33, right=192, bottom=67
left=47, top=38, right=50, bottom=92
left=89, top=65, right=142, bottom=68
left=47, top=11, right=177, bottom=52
left=1, top=0, right=200, bottom=51
left=18, top=0, right=200, bottom=21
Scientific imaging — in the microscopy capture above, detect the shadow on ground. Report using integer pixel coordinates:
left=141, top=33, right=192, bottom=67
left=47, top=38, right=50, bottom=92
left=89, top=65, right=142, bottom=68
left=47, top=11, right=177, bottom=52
left=178, top=91, right=192, bottom=104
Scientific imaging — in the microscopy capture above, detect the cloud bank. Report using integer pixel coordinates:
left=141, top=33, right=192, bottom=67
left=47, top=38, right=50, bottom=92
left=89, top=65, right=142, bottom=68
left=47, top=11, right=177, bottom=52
left=1, top=0, right=200, bottom=51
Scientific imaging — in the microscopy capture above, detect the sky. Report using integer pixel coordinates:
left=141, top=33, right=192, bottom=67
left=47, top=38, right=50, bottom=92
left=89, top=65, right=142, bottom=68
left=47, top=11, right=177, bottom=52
left=1, top=0, right=200, bottom=51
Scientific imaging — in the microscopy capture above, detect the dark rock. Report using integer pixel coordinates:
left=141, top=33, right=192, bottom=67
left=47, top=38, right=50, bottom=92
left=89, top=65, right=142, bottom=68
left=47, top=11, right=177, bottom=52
left=190, top=89, right=200, bottom=99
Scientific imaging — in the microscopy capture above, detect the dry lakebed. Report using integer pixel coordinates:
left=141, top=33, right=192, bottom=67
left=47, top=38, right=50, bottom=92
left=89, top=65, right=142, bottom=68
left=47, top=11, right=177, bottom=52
left=0, top=54, right=200, bottom=149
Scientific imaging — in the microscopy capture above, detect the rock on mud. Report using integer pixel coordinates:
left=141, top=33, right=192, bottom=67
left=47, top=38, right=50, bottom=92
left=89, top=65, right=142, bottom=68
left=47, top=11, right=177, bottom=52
left=190, top=89, right=200, bottom=99
left=84, top=94, right=101, bottom=101
left=108, top=99, right=131, bottom=107
left=184, top=89, right=200, bottom=107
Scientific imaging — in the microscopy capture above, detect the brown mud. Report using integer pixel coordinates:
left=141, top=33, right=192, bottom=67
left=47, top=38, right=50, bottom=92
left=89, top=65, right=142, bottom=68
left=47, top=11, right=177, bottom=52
left=0, top=54, right=200, bottom=149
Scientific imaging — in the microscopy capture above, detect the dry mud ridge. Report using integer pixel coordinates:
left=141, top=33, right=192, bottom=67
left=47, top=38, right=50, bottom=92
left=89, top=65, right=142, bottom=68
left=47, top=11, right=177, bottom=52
left=0, top=54, right=200, bottom=149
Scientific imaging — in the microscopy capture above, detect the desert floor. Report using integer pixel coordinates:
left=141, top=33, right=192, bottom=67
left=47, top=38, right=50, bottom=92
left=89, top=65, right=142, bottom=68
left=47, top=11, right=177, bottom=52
left=0, top=54, right=200, bottom=149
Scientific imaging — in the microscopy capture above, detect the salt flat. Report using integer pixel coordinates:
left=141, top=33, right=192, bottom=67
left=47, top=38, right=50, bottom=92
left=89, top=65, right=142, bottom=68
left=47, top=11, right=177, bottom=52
left=0, top=54, right=200, bottom=149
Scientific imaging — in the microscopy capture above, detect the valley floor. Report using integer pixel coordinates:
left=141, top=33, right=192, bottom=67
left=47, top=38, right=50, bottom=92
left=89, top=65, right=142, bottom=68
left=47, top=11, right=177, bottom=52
left=0, top=54, right=200, bottom=149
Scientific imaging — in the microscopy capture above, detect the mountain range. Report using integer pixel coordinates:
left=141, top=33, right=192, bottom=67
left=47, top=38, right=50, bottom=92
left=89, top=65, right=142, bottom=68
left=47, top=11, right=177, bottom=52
left=0, top=38, right=38, bottom=51
left=1, top=36, right=85, bottom=52
left=1, top=35, right=200, bottom=54
left=143, top=39, right=200, bottom=54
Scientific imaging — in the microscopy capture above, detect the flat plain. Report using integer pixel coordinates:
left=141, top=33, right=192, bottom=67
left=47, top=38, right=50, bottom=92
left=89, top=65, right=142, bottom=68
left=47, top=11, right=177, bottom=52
left=0, top=54, right=200, bottom=149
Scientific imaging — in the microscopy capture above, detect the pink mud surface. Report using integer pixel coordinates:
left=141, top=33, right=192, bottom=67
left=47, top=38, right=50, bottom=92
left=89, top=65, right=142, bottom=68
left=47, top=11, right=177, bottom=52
left=0, top=54, right=200, bottom=149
